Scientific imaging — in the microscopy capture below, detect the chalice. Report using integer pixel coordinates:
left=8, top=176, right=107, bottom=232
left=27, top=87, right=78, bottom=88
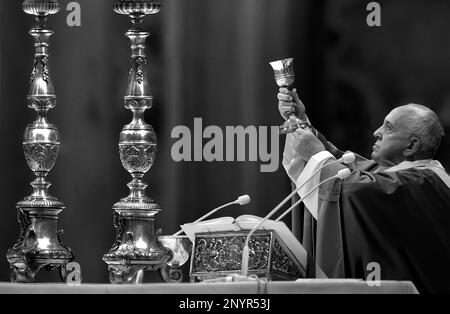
left=270, top=58, right=310, bottom=134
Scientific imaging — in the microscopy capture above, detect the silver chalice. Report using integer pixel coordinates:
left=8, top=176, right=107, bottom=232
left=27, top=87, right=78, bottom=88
left=270, top=58, right=310, bottom=134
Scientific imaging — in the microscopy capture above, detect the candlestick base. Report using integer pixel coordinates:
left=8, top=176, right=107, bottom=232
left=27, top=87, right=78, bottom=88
left=6, top=207, right=73, bottom=283
left=103, top=211, right=172, bottom=284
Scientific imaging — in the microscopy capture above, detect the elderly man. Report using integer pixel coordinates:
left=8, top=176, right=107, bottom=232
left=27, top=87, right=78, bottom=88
left=278, top=88, right=450, bottom=294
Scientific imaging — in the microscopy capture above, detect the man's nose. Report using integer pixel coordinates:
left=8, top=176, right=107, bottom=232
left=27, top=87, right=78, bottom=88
left=373, top=126, right=382, bottom=139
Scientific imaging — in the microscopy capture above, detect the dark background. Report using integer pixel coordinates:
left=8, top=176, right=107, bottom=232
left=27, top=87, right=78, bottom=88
left=0, top=0, right=449, bottom=283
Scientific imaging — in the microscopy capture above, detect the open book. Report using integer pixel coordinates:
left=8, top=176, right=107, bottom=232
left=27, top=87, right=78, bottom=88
left=181, top=215, right=264, bottom=240
left=181, top=215, right=327, bottom=278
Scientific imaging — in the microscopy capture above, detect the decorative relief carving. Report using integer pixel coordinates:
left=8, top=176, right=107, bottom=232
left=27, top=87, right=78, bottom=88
left=135, top=57, right=146, bottom=84
left=7, top=230, right=72, bottom=264
left=128, top=68, right=133, bottom=81
left=30, top=58, right=38, bottom=84
left=11, top=210, right=32, bottom=251
left=28, top=97, right=55, bottom=111
left=41, top=56, right=50, bottom=83
left=110, top=212, right=125, bottom=252
left=8, top=226, right=37, bottom=259
left=113, top=1, right=161, bottom=16
left=23, top=1, right=60, bottom=16
left=124, top=98, right=152, bottom=111
left=115, top=231, right=138, bottom=256
left=8, top=213, right=73, bottom=262
left=119, top=144, right=156, bottom=174
left=23, top=143, right=59, bottom=173
left=30, top=57, right=50, bottom=84
left=271, top=239, right=302, bottom=278
left=159, top=264, right=184, bottom=283
left=105, top=230, right=166, bottom=261
left=192, top=234, right=271, bottom=273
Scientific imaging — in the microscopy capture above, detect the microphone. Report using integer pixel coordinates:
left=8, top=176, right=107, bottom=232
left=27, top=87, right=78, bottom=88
left=241, top=168, right=352, bottom=277
left=173, top=195, right=251, bottom=236
left=341, top=152, right=356, bottom=165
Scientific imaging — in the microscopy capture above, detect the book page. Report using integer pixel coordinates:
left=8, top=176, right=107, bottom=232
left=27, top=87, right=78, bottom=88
left=234, top=214, right=263, bottom=230
left=181, top=216, right=238, bottom=242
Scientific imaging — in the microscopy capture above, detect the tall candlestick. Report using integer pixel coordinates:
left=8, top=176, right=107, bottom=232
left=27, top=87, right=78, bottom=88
left=6, top=0, right=74, bottom=283
left=103, top=0, right=172, bottom=284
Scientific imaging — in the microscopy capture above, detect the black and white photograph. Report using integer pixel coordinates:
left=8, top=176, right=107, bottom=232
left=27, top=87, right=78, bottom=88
left=0, top=0, right=449, bottom=298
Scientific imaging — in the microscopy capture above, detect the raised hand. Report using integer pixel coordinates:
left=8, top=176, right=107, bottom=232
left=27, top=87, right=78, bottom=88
left=278, top=88, right=306, bottom=121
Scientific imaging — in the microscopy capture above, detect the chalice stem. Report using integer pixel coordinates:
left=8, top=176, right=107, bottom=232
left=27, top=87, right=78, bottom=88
left=280, top=114, right=310, bottom=135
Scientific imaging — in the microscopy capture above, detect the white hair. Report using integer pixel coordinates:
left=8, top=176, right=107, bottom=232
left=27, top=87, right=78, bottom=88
left=402, top=104, right=444, bottom=159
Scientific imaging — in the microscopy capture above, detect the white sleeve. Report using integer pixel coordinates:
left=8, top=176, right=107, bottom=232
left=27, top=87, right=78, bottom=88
left=282, top=133, right=306, bottom=183
left=295, top=151, right=335, bottom=220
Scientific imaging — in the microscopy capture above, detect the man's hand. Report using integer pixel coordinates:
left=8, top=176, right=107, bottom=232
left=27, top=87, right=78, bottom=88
left=291, top=128, right=326, bottom=161
left=278, top=88, right=307, bottom=121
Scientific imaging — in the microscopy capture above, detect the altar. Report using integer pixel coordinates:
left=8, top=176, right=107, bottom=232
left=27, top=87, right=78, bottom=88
left=0, top=279, right=418, bottom=294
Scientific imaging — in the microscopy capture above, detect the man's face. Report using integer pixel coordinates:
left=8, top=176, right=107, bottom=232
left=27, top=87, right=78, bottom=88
left=372, top=108, right=412, bottom=166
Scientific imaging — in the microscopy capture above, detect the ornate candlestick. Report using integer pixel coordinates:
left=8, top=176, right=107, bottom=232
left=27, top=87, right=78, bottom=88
left=270, top=58, right=310, bottom=134
left=103, top=0, right=172, bottom=284
left=6, top=0, right=74, bottom=283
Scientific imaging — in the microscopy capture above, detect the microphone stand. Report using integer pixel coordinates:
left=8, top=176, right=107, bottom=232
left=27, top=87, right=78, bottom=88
left=291, top=181, right=302, bottom=241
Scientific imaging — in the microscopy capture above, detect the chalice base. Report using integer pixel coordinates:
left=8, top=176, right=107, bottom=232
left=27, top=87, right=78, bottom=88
left=279, top=116, right=311, bottom=135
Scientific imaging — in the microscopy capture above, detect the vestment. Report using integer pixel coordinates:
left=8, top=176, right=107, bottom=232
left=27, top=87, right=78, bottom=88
left=283, top=133, right=450, bottom=293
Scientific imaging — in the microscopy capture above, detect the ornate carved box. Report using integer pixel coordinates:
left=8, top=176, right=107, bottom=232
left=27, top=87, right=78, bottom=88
left=189, top=230, right=306, bottom=282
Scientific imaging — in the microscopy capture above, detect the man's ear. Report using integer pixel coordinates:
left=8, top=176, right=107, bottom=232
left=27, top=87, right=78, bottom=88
left=404, top=136, right=420, bottom=158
